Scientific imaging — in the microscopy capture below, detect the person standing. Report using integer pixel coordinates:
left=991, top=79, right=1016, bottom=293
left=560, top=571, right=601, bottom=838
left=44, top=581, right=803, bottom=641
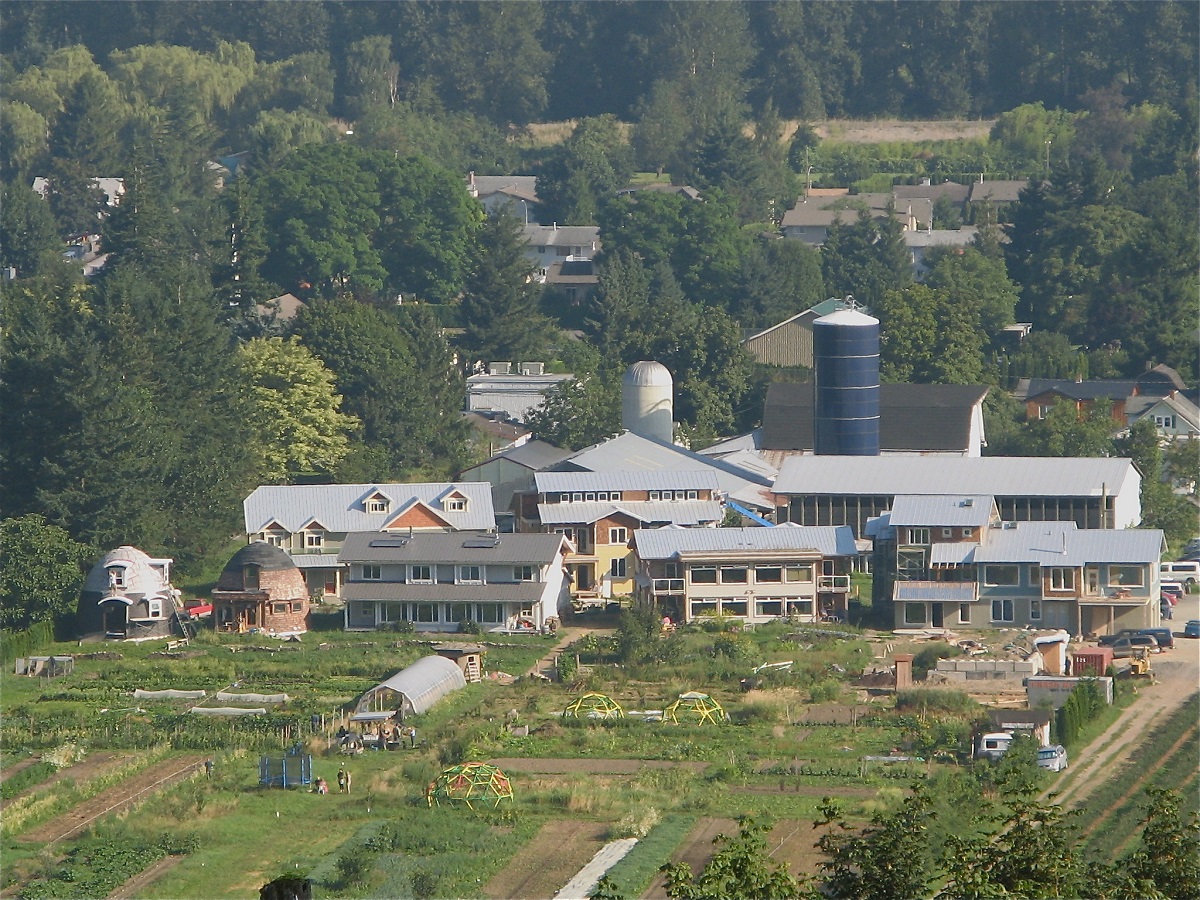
left=408, top=726, right=417, bottom=748
left=337, top=767, right=347, bottom=793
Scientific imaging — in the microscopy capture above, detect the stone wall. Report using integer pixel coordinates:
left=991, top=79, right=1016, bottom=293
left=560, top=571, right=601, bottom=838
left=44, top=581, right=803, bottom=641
left=934, top=658, right=1039, bottom=681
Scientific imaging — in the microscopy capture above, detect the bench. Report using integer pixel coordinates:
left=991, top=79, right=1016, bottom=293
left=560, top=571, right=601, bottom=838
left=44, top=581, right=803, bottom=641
left=166, top=638, right=190, bottom=651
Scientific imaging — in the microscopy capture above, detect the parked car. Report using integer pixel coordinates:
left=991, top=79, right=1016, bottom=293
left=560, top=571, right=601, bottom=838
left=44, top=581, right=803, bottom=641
left=1097, top=628, right=1142, bottom=647
left=1036, top=744, right=1069, bottom=772
left=975, top=732, right=1013, bottom=761
left=1183, top=620, right=1200, bottom=638
left=1110, top=635, right=1160, bottom=658
left=1161, top=561, right=1200, bottom=586
left=1138, top=627, right=1174, bottom=650
left=1160, top=580, right=1185, bottom=601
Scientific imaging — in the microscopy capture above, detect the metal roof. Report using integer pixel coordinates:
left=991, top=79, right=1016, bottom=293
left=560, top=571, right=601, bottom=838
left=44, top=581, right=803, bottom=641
left=536, top=470, right=719, bottom=493
left=474, top=440, right=573, bottom=472
left=358, top=656, right=466, bottom=717
left=244, top=483, right=496, bottom=534
left=342, top=582, right=544, bottom=603
left=930, top=542, right=979, bottom=565
left=974, top=522, right=1164, bottom=566
left=889, top=495, right=996, bottom=526
left=339, top=531, right=567, bottom=565
left=893, top=581, right=978, bottom=602
left=634, top=525, right=857, bottom=560
left=289, top=554, right=341, bottom=569
left=562, top=432, right=775, bottom=510
left=538, top=500, right=722, bottom=526
left=774, top=456, right=1138, bottom=499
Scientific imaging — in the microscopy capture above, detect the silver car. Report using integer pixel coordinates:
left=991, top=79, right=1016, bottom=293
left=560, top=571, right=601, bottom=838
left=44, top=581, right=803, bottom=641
left=1037, top=744, right=1069, bottom=772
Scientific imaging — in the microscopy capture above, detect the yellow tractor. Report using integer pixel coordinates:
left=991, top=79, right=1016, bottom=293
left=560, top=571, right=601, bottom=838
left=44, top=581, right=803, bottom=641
left=1127, top=646, right=1154, bottom=678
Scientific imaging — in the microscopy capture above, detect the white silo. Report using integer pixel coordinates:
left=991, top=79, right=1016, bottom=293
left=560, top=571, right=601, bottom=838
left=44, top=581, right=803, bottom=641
left=622, top=361, right=674, bottom=443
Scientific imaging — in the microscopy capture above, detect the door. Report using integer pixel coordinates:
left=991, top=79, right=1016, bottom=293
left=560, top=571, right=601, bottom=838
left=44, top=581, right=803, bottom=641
left=931, top=603, right=944, bottom=628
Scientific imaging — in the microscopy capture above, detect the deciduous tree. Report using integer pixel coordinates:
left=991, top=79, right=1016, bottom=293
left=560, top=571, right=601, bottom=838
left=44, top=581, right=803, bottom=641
left=0, top=514, right=93, bottom=631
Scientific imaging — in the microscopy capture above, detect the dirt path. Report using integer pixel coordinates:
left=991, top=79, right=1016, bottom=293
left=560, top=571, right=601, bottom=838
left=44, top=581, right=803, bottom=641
left=489, top=758, right=707, bottom=775
left=483, top=819, right=608, bottom=900
left=1048, top=647, right=1199, bottom=812
left=527, top=626, right=610, bottom=678
left=106, top=855, right=184, bottom=899
left=1, top=752, right=125, bottom=804
left=0, top=756, right=40, bottom=786
left=640, top=817, right=738, bottom=899
left=20, top=755, right=207, bottom=846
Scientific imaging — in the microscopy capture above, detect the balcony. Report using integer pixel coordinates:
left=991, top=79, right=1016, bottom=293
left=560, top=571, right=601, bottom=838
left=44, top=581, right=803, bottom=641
left=819, top=575, right=851, bottom=592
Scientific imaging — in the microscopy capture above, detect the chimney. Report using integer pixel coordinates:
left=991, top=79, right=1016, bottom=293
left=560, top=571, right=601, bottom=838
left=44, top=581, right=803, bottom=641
left=894, top=654, right=914, bottom=690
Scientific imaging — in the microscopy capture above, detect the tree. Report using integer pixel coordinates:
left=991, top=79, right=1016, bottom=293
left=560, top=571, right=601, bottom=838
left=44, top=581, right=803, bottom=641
left=237, top=337, right=359, bottom=483
left=0, top=182, right=63, bottom=277
left=526, top=370, right=621, bottom=452
left=875, top=284, right=984, bottom=384
left=820, top=208, right=912, bottom=312
left=343, top=35, right=397, bottom=120
left=459, top=209, right=555, bottom=364
left=924, top=246, right=1019, bottom=338
left=1112, top=788, right=1200, bottom=900
left=661, top=817, right=803, bottom=900
left=537, top=114, right=633, bottom=225
left=1119, top=419, right=1198, bottom=550
left=0, top=514, right=93, bottom=631
left=738, top=237, right=825, bottom=330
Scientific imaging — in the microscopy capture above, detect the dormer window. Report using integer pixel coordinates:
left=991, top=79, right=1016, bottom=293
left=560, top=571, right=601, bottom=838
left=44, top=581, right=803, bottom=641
left=107, top=566, right=126, bottom=589
left=366, top=497, right=390, bottom=514
left=305, top=531, right=324, bottom=549
left=446, top=497, right=467, bottom=512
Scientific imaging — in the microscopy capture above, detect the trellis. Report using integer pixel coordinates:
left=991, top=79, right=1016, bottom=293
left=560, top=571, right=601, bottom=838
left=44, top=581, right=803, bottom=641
left=563, top=692, right=625, bottom=719
left=426, top=762, right=513, bottom=809
left=662, top=691, right=726, bottom=725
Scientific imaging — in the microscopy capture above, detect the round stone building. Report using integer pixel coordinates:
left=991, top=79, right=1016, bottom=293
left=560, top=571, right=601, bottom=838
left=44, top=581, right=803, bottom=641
left=212, top=542, right=311, bottom=635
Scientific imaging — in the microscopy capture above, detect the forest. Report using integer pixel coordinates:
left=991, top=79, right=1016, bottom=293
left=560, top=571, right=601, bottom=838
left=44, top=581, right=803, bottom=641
left=0, top=1, right=1197, bottom=606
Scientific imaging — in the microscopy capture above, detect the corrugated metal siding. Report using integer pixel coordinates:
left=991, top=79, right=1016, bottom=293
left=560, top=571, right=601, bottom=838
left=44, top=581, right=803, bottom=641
left=744, top=321, right=814, bottom=368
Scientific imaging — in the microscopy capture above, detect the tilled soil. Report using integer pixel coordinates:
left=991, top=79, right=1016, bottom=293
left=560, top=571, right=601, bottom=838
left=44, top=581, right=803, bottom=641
left=483, top=819, right=608, bottom=900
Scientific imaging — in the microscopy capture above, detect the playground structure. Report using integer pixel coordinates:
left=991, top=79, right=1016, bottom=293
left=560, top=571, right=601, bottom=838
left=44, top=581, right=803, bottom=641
left=563, top=692, right=625, bottom=720
left=426, top=762, right=513, bottom=809
left=662, top=691, right=726, bottom=725
left=259, top=746, right=313, bottom=787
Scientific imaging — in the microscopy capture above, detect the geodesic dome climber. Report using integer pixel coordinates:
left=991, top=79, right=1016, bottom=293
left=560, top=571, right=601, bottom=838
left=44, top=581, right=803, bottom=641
left=426, top=763, right=513, bottom=809
left=663, top=691, right=726, bottom=725
left=563, top=692, right=625, bottom=720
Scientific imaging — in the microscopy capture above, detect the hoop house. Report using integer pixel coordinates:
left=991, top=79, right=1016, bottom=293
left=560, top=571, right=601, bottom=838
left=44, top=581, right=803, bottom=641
left=663, top=691, right=726, bottom=725
left=354, top=655, right=466, bottom=719
left=563, top=692, right=624, bottom=719
left=427, top=763, right=513, bottom=809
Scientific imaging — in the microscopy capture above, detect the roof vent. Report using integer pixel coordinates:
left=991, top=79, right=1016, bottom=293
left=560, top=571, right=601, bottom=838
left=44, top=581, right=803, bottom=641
left=519, top=362, right=545, bottom=376
left=962, top=498, right=974, bottom=507
left=488, top=361, right=512, bottom=376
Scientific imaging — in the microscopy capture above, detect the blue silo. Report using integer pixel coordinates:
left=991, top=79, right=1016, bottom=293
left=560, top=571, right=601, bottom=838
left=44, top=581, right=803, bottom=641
left=812, top=308, right=880, bottom=455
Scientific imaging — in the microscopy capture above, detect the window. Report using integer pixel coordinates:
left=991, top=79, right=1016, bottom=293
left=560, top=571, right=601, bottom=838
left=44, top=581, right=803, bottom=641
left=415, top=603, right=437, bottom=623
left=690, top=565, right=717, bottom=584
left=785, top=564, right=814, bottom=583
left=458, top=565, right=482, bottom=583
left=756, top=599, right=782, bottom=616
left=1048, top=568, right=1075, bottom=591
left=585, top=492, right=596, bottom=501
left=447, top=603, right=471, bottom=624
left=755, top=566, right=783, bottom=583
left=291, top=601, right=303, bottom=612
left=264, top=531, right=286, bottom=547
left=446, top=497, right=466, bottom=511
left=957, top=603, right=971, bottom=624
left=572, top=492, right=583, bottom=502
left=107, top=567, right=126, bottom=588
left=1030, top=599, right=1042, bottom=620
left=983, top=565, right=1019, bottom=586
left=597, top=492, right=609, bottom=501
left=1029, top=564, right=1040, bottom=584
left=664, top=563, right=681, bottom=578
left=362, top=565, right=381, bottom=581
left=991, top=598, right=1015, bottom=622
left=556, top=245, right=571, bottom=256
left=1154, top=415, right=1175, bottom=428
left=305, top=531, right=323, bottom=549
left=1037, top=403, right=1053, bottom=419
left=942, top=528, right=953, bottom=538
left=609, top=527, right=628, bottom=544
left=691, top=599, right=718, bottom=617
left=904, top=603, right=926, bottom=625
left=610, top=492, right=622, bottom=502
left=476, top=603, right=502, bottom=624
left=244, top=565, right=260, bottom=590
left=411, top=565, right=432, bottom=583
left=148, top=598, right=162, bottom=618
left=687, top=490, right=698, bottom=500
left=719, top=566, right=749, bottom=584
left=662, top=491, right=674, bottom=501
left=787, top=599, right=814, bottom=616
left=961, top=528, right=974, bottom=537
left=381, top=603, right=406, bottom=622
left=273, top=602, right=288, bottom=615
left=722, top=600, right=748, bottom=617
left=513, top=565, right=536, bottom=582
left=366, top=498, right=389, bottom=513
left=610, top=557, right=627, bottom=578
left=649, top=491, right=661, bottom=501
left=1109, top=566, right=1144, bottom=587
left=908, top=528, right=930, bottom=545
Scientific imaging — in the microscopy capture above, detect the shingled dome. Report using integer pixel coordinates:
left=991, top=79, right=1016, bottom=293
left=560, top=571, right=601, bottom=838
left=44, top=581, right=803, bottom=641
left=211, top=541, right=310, bottom=635
left=216, top=542, right=306, bottom=594
left=77, top=546, right=179, bottom=639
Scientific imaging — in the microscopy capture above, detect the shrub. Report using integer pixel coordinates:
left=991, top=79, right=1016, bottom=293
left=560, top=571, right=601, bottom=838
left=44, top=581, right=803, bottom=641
left=457, top=619, right=481, bottom=635
left=895, top=689, right=979, bottom=714
left=913, top=644, right=960, bottom=679
left=809, top=680, right=841, bottom=703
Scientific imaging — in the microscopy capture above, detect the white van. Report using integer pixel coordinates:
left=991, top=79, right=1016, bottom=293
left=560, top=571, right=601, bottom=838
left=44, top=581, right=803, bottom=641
left=1161, top=561, right=1200, bottom=586
left=975, top=732, right=1013, bottom=761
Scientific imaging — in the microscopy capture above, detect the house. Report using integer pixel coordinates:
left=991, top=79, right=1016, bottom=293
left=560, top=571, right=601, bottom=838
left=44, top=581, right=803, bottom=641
left=781, top=194, right=915, bottom=246
left=338, top=531, right=572, bottom=633
left=741, top=297, right=854, bottom=369
left=544, top=259, right=599, bottom=305
left=774, top=455, right=1142, bottom=538
left=515, top=470, right=725, bottom=600
left=520, top=224, right=599, bottom=280
left=1124, top=393, right=1200, bottom=440
left=465, top=364, right=574, bottom=423
left=467, top=173, right=541, bottom=222
left=616, top=183, right=703, bottom=201
left=459, top=439, right=573, bottom=521
left=254, top=293, right=306, bottom=326
left=212, top=542, right=311, bottom=635
left=887, top=520, right=1164, bottom=636
left=753, top=382, right=989, bottom=458
left=1019, top=365, right=1195, bottom=438
left=893, top=180, right=970, bottom=216
left=1020, top=379, right=1137, bottom=424
left=633, top=524, right=858, bottom=625
left=76, top=547, right=182, bottom=640
left=32, top=176, right=125, bottom=208
left=966, top=178, right=1029, bottom=213
left=905, top=227, right=979, bottom=280
left=242, top=482, right=496, bottom=599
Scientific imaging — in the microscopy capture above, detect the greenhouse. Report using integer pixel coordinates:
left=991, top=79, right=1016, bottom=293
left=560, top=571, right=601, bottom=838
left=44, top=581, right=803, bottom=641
left=563, top=692, right=624, bottom=719
left=663, top=691, right=726, bottom=725
left=427, top=763, right=513, bottom=809
left=353, top=655, right=466, bottom=719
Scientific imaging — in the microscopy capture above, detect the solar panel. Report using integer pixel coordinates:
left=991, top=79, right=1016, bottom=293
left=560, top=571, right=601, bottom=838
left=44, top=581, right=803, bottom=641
left=369, top=538, right=409, bottom=548
left=461, top=536, right=501, bottom=549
